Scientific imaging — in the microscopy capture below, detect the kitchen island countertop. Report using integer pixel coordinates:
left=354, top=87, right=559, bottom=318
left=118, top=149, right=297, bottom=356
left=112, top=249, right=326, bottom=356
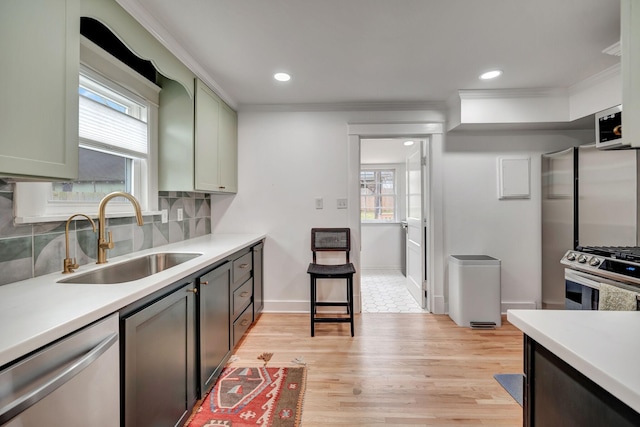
left=0, top=233, right=265, bottom=367
left=508, top=309, right=640, bottom=414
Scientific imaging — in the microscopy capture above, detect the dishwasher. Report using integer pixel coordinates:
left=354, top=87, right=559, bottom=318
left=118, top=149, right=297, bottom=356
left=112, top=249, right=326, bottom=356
left=0, top=313, right=120, bottom=426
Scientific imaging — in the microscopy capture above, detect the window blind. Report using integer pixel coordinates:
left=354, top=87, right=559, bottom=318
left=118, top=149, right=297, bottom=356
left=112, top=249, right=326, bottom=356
left=78, top=95, right=148, bottom=155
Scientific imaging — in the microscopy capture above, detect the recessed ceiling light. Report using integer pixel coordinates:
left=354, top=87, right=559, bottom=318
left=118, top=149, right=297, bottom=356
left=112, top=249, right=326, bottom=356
left=274, top=72, right=291, bottom=82
left=403, top=140, right=414, bottom=146
left=479, top=70, right=502, bottom=80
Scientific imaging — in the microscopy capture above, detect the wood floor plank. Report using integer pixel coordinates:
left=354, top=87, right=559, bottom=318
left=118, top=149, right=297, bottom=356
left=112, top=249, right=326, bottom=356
left=229, top=313, right=523, bottom=426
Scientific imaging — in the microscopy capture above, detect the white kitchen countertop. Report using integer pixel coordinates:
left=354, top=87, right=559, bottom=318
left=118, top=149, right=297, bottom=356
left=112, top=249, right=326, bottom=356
left=0, top=233, right=265, bottom=368
left=507, top=309, right=640, bottom=413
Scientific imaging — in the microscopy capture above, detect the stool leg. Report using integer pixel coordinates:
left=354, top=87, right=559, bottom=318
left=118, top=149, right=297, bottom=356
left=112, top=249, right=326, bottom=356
left=348, top=276, right=354, bottom=337
left=310, top=276, right=315, bottom=337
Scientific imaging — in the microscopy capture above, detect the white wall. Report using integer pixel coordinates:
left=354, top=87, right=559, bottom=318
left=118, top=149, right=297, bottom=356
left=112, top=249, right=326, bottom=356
left=442, top=130, right=593, bottom=311
left=210, top=109, right=444, bottom=313
left=212, top=107, right=593, bottom=314
left=360, top=223, right=404, bottom=270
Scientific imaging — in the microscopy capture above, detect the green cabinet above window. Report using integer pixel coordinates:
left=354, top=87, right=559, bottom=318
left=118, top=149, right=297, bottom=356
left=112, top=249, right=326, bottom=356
left=0, top=0, right=80, bottom=181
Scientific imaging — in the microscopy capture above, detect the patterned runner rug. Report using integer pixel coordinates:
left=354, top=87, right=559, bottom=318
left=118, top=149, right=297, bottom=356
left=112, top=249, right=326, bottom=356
left=185, top=366, right=306, bottom=427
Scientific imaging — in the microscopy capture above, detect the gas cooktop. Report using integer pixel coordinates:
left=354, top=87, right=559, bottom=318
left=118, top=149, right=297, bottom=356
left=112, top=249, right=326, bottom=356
left=576, top=246, right=640, bottom=262
left=562, top=248, right=640, bottom=286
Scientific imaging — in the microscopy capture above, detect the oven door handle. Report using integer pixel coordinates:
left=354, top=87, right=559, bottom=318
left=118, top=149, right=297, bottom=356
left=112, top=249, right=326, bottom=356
left=564, top=269, right=602, bottom=289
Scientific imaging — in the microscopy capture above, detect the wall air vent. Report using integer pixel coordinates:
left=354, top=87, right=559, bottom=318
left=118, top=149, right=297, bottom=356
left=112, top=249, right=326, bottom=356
left=602, top=41, right=621, bottom=57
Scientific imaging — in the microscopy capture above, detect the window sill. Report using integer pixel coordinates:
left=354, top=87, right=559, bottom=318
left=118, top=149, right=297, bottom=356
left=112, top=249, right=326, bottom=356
left=15, top=210, right=162, bottom=225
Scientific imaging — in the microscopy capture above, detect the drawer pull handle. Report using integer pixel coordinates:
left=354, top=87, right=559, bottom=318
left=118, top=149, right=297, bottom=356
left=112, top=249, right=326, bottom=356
left=201, top=281, right=209, bottom=285
left=239, top=263, right=249, bottom=269
left=240, top=291, right=250, bottom=297
left=240, top=319, right=250, bottom=326
left=187, top=288, right=198, bottom=294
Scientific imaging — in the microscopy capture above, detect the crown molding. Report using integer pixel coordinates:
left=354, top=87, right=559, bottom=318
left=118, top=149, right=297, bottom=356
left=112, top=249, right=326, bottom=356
left=115, top=0, right=237, bottom=109
left=239, top=101, right=447, bottom=113
left=457, top=88, right=568, bottom=100
left=568, top=63, right=621, bottom=96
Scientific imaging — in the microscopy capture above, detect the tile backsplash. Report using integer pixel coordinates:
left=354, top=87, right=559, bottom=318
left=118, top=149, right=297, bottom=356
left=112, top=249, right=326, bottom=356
left=0, top=181, right=211, bottom=286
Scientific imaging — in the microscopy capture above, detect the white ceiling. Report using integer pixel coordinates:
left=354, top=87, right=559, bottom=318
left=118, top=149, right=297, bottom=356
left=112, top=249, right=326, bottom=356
left=361, top=138, right=420, bottom=164
left=118, top=0, right=621, bottom=110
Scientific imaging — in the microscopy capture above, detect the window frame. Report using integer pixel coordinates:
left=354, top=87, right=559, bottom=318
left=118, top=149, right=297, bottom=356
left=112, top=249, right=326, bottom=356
left=360, top=166, right=399, bottom=223
left=14, top=36, right=160, bottom=224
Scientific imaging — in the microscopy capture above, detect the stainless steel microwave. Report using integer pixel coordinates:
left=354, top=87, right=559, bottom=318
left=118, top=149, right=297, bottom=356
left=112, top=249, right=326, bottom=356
left=595, top=105, right=626, bottom=150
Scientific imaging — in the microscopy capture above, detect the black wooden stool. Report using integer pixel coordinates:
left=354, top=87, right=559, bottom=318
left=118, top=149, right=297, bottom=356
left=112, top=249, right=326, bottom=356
left=307, top=228, right=355, bottom=337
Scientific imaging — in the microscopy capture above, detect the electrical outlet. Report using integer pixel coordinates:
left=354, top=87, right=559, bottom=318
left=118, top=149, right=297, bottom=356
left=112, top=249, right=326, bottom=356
left=315, top=197, right=323, bottom=209
left=161, top=209, right=168, bottom=223
left=177, top=208, right=183, bottom=221
left=337, top=198, right=348, bottom=209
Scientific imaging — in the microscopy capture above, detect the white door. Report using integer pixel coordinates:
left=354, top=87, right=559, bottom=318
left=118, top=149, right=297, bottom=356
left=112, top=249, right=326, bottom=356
left=405, top=141, right=427, bottom=309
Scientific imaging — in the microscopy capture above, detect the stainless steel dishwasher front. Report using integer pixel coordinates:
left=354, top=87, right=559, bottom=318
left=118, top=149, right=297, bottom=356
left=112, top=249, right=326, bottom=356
left=0, top=313, right=120, bottom=426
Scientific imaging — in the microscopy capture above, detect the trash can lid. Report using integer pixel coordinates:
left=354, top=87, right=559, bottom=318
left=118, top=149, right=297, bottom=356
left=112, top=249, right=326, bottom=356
left=449, top=255, right=501, bottom=265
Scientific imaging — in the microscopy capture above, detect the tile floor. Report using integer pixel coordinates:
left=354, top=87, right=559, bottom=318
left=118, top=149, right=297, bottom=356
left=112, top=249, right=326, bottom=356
left=361, top=269, right=428, bottom=313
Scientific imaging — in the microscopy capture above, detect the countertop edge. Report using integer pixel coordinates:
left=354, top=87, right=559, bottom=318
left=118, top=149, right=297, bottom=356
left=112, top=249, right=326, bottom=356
left=507, top=309, right=640, bottom=414
left=0, top=233, right=265, bottom=368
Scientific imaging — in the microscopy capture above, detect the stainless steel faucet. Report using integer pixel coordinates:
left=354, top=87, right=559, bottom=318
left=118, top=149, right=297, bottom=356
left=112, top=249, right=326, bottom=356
left=97, top=192, right=144, bottom=264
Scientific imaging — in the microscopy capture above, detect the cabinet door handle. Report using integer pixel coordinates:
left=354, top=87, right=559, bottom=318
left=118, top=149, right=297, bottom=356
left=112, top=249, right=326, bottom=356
left=201, top=281, right=209, bottom=285
left=240, top=319, right=250, bottom=326
left=239, top=263, right=249, bottom=269
left=240, top=291, right=250, bottom=297
left=186, top=288, right=198, bottom=294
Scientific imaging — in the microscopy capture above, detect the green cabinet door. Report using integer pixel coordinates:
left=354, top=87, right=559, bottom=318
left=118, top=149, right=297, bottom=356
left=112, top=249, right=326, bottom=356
left=0, top=0, right=80, bottom=180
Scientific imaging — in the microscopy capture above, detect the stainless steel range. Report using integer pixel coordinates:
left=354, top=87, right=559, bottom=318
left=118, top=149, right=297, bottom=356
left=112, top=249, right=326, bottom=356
left=561, top=246, right=640, bottom=310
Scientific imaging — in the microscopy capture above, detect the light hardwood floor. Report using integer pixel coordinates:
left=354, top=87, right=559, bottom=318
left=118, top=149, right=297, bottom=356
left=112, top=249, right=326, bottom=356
left=229, top=313, right=524, bottom=426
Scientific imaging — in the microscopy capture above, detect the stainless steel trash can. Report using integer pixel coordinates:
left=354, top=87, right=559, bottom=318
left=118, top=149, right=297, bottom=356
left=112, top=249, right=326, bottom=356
left=448, top=255, right=501, bottom=328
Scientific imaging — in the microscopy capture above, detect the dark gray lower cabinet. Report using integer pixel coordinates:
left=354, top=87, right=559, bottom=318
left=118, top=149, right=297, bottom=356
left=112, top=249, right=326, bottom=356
left=252, top=242, right=264, bottom=318
left=198, top=262, right=232, bottom=395
left=120, top=240, right=266, bottom=423
left=524, top=335, right=640, bottom=427
left=121, top=282, right=197, bottom=427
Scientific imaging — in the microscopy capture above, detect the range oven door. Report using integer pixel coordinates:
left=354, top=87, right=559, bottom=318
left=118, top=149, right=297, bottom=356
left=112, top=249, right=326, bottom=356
left=565, top=269, right=601, bottom=310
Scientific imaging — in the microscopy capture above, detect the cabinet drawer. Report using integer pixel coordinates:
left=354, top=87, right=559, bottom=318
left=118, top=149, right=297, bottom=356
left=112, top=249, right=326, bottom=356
left=233, top=303, right=253, bottom=347
left=232, top=278, right=253, bottom=319
left=233, top=252, right=252, bottom=285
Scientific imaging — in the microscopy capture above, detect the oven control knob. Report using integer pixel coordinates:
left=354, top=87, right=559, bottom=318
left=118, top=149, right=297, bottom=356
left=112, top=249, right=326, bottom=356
left=589, top=258, right=601, bottom=267
left=567, top=252, right=577, bottom=261
left=578, top=255, right=588, bottom=263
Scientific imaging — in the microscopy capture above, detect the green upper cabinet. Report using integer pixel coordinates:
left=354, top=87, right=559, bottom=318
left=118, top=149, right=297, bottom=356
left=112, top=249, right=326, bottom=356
left=218, top=100, right=239, bottom=194
left=159, top=78, right=238, bottom=194
left=194, top=79, right=238, bottom=194
left=0, top=0, right=80, bottom=180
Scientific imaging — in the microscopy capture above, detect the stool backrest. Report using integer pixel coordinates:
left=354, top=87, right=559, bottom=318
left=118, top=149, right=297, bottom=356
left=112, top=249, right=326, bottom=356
left=311, top=228, right=351, bottom=263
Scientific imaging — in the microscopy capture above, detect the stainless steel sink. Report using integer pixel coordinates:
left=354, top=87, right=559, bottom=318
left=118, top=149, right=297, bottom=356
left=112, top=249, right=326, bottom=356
left=58, top=252, right=203, bottom=284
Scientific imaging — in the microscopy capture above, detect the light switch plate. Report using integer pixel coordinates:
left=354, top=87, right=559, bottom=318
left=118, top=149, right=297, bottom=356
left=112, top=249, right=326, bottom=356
left=315, top=197, right=323, bottom=209
left=337, top=198, right=348, bottom=209
left=161, top=209, right=168, bottom=223
left=177, top=208, right=183, bottom=221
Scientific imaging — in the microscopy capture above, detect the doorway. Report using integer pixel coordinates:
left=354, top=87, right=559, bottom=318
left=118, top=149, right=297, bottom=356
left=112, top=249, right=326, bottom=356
left=360, top=138, right=427, bottom=313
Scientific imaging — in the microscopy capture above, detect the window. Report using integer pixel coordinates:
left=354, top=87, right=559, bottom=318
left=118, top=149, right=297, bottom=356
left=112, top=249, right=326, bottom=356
left=51, top=71, right=149, bottom=204
left=14, top=37, right=159, bottom=223
left=360, top=169, right=397, bottom=222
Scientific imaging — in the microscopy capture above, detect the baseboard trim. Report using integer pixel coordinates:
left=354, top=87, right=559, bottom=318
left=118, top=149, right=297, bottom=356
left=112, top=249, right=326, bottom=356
left=432, top=295, right=446, bottom=314
left=501, top=302, right=538, bottom=312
